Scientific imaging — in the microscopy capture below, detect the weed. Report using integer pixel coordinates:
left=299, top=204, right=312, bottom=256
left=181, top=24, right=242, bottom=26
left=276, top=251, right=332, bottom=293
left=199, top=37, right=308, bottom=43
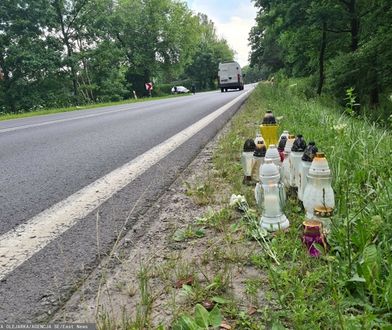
left=97, top=310, right=116, bottom=330
left=185, top=181, right=215, bottom=206
left=195, top=208, right=233, bottom=232
left=172, top=225, right=206, bottom=242
left=244, top=278, right=261, bottom=297
left=233, top=311, right=264, bottom=330
left=172, top=304, right=222, bottom=330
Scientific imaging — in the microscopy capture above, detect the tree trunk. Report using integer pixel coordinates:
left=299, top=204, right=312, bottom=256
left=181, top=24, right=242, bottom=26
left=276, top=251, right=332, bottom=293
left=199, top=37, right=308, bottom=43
left=369, top=53, right=379, bottom=107
left=0, top=55, right=16, bottom=113
left=53, top=1, right=78, bottom=100
left=349, top=0, right=360, bottom=51
left=317, top=22, right=327, bottom=95
left=370, top=84, right=379, bottom=107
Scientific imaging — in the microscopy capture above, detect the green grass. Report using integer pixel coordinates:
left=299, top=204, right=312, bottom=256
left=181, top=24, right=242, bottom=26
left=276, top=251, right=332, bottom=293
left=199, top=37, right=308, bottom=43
left=0, top=93, right=188, bottom=121
left=211, top=80, right=392, bottom=328
left=93, top=79, right=391, bottom=329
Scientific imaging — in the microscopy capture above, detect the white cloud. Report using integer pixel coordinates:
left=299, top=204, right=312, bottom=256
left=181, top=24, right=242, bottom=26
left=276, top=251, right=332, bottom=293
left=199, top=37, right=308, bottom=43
left=187, top=1, right=256, bottom=67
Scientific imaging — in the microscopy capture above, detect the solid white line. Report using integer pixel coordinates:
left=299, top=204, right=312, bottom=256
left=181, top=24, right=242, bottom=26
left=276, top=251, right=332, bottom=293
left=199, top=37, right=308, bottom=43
left=0, top=91, right=221, bottom=134
left=0, top=87, right=254, bottom=280
left=0, top=105, right=138, bottom=134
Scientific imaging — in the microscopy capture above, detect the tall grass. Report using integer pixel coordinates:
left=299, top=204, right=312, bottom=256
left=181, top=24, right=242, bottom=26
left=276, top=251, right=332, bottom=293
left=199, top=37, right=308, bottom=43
left=213, top=81, right=392, bottom=327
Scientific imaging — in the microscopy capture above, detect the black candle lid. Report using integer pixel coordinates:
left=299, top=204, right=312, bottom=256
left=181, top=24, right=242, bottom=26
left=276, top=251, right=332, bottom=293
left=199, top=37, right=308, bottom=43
left=302, top=141, right=318, bottom=161
left=262, top=110, right=276, bottom=124
left=243, top=139, right=256, bottom=152
left=291, top=134, right=307, bottom=152
left=278, top=136, right=287, bottom=152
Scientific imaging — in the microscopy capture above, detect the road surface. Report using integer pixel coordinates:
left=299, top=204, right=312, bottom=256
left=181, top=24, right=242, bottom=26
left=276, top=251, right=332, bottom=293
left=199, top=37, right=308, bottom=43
left=0, top=85, right=254, bottom=321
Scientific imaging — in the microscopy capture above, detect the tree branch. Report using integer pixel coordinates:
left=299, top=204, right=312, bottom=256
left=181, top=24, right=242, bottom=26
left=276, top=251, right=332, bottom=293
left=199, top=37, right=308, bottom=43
left=115, top=33, right=135, bottom=67
left=360, top=9, right=372, bottom=18
left=326, top=28, right=351, bottom=33
left=66, top=0, right=89, bottom=36
left=339, top=0, right=350, bottom=7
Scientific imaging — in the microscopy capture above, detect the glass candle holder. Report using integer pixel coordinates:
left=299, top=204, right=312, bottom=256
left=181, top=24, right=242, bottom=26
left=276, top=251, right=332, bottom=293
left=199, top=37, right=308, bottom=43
left=260, top=111, right=278, bottom=148
left=302, top=220, right=327, bottom=257
left=281, top=134, right=295, bottom=187
left=241, top=139, right=256, bottom=185
left=254, top=133, right=265, bottom=147
left=277, top=134, right=287, bottom=162
left=257, top=161, right=289, bottom=231
left=251, top=143, right=266, bottom=182
left=289, top=134, right=307, bottom=188
left=298, top=142, right=318, bottom=201
left=303, top=152, right=335, bottom=219
left=265, top=144, right=281, bottom=169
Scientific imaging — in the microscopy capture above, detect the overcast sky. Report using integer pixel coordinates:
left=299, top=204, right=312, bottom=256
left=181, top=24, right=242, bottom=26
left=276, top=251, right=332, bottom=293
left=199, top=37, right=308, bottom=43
left=186, top=0, right=257, bottom=67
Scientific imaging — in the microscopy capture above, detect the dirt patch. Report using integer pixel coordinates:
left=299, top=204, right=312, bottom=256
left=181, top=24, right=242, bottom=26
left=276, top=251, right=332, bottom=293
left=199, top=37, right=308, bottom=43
left=51, top=107, right=269, bottom=327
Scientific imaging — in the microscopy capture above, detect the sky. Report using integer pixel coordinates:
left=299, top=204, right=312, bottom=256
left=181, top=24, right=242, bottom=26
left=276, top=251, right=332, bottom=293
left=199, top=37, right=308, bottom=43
left=186, top=0, right=257, bottom=67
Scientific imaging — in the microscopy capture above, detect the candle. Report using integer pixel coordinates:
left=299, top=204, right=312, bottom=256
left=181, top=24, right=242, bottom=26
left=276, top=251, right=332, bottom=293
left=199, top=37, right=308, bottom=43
left=264, top=194, right=281, bottom=216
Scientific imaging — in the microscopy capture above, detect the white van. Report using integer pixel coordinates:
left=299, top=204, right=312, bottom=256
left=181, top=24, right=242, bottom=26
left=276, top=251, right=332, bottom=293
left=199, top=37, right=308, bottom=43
left=218, top=61, right=244, bottom=92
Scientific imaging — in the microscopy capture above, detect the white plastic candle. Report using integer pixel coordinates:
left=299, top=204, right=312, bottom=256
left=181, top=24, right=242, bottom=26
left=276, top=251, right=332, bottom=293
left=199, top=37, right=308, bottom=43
left=258, top=161, right=289, bottom=231
left=289, top=135, right=307, bottom=187
left=282, top=135, right=295, bottom=187
left=303, top=152, right=335, bottom=219
left=298, top=142, right=318, bottom=201
left=264, top=194, right=281, bottom=216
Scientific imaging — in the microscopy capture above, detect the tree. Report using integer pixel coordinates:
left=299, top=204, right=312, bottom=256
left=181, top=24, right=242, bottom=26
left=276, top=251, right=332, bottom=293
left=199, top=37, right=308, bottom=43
left=110, top=0, right=199, bottom=95
left=0, top=0, right=65, bottom=112
left=185, top=14, right=234, bottom=90
left=0, top=0, right=235, bottom=113
left=249, top=0, right=392, bottom=109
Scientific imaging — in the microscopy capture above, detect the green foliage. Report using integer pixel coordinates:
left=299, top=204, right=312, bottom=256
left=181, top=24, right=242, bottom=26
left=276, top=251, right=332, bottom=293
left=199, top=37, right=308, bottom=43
left=154, top=83, right=175, bottom=97
left=172, top=304, right=222, bottom=330
left=195, top=208, right=233, bottom=232
left=249, top=0, right=392, bottom=114
left=214, top=81, right=392, bottom=327
left=343, top=87, right=359, bottom=116
left=172, top=226, right=206, bottom=242
left=185, top=14, right=234, bottom=91
left=242, top=65, right=265, bottom=83
left=185, top=181, right=215, bottom=206
left=0, top=0, right=232, bottom=113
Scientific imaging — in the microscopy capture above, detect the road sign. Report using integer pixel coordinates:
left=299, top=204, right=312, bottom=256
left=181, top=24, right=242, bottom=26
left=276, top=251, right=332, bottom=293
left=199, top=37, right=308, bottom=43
left=145, top=82, right=153, bottom=91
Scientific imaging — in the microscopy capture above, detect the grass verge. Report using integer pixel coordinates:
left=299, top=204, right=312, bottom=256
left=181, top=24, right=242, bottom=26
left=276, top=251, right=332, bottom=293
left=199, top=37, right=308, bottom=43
left=0, top=94, right=188, bottom=121
left=209, top=80, right=392, bottom=328
left=92, top=80, right=391, bottom=329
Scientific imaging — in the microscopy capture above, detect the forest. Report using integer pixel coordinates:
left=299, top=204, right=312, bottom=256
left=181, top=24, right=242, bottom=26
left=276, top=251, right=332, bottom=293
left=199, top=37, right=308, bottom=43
left=248, top=0, right=392, bottom=123
left=0, top=0, right=233, bottom=113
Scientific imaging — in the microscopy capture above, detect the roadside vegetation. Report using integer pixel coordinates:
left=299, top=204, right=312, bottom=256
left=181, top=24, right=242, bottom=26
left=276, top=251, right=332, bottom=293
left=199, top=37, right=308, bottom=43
left=93, top=81, right=391, bottom=329
left=249, top=0, right=392, bottom=124
left=209, top=80, right=392, bottom=328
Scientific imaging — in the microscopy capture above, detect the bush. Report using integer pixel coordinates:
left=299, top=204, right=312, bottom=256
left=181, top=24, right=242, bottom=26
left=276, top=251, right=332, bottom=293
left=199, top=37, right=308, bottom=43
left=154, top=83, right=173, bottom=97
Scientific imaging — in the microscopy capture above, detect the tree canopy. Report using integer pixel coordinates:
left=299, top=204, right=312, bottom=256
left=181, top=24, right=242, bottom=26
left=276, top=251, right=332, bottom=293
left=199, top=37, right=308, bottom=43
left=0, top=0, right=234, bottom=113
left=249, top=0, right=392, bottom=112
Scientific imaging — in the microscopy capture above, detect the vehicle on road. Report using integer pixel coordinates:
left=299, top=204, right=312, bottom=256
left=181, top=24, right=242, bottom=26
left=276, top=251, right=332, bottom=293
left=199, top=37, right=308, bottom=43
left=218, top=61, right=244, bottom=92
left=171, top=86, right=190, bottom=94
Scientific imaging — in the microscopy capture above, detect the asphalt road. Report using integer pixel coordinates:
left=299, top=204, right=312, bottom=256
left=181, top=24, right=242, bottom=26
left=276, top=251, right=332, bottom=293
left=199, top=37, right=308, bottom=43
left=0, top=86, right=254, bottom=322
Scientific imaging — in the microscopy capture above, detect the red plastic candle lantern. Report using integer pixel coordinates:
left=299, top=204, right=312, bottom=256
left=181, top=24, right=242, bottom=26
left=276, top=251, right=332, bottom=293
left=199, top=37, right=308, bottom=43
left=302, top=220, right=327, bottom=257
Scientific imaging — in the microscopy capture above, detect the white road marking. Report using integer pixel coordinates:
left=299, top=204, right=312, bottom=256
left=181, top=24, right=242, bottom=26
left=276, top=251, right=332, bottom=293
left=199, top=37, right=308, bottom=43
left=0, top=87, right=254, bottom=280
left=0, top=105, right=140, bottom=134
left=0, top=90, right=223, bottom=134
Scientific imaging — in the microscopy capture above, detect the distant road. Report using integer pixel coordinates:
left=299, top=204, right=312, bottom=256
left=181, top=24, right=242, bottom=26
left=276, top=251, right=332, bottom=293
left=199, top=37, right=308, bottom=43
left=0, top=85, right=254, bottom=321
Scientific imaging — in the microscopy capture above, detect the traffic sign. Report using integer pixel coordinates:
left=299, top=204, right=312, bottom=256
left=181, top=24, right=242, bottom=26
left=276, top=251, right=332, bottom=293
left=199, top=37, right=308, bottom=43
left=145, top=82, right=153, bottom=91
